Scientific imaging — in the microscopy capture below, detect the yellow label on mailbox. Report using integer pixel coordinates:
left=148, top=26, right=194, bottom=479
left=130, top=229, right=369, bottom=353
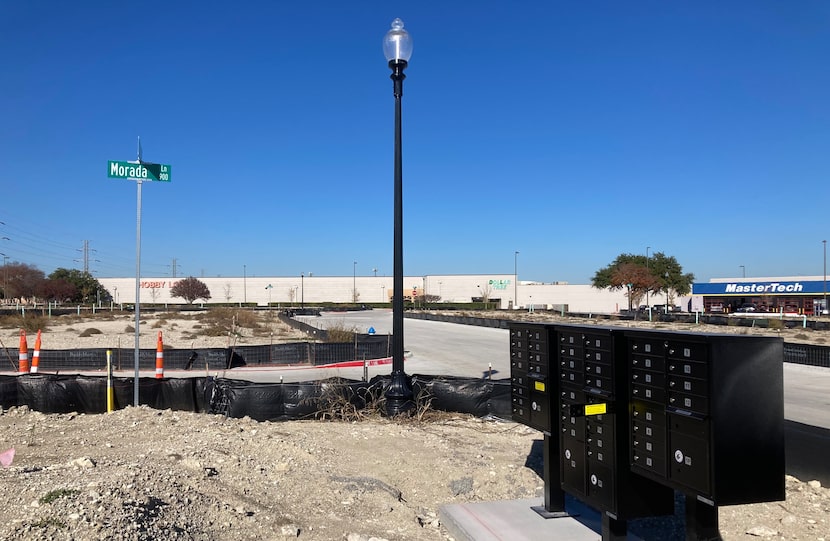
left=534, top=381, right=546, bottom=392
left=584, top=403, right=607, bottom=416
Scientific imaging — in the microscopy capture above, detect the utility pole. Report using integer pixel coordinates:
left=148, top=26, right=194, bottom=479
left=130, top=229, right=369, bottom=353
left=76, top=240, right=96, bottom=273
left=169, top=258, right=180, bottom=277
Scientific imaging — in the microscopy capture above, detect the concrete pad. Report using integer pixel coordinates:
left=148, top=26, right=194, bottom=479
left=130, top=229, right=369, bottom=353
left=440, top=496, right=607, bottom=541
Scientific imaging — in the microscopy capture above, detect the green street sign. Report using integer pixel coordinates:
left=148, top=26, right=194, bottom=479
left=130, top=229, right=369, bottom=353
left=108, top=160, right=171, bottom=182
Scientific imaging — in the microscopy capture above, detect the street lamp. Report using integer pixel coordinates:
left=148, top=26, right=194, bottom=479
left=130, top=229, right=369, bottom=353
left=823, top=240, right=827, bottom=316
left=514, top=251, right=519, bottom=309
left=646, top=246, right=650, bottom=310
left=301, top=272, right=305, bottom=308
left=353, top=260, right=357, bottom=303
left=243, top=264, right=247, bottom=305
left=265, top=284, right=273, bottom=316
left=740, top=265, right=745, bottom=278
left=0, top=253, right=7, bottom=300
left=383, top=17, right=414, bottom=416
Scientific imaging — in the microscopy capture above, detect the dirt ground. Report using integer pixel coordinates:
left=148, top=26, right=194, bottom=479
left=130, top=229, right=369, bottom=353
left=0, top=406, right=827, bottom=541
left=0, top=310, right=827, bottom=540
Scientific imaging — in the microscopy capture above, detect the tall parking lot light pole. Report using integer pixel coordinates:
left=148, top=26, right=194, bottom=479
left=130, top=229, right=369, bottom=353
left=823, top=240, right=827, bottom=315
left=514, top=251, right=519, bottom=309
left=646, top=246, right=651, bottom=309
left=383, top=18, right=414, bottom=416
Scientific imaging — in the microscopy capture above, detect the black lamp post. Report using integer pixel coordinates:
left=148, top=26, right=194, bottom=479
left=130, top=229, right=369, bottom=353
left=383, top=18, right=415, bottom=416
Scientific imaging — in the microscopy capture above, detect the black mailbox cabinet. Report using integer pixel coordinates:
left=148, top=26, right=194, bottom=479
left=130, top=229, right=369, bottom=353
left=555, top=325, right=674, bottom=527
left=508, top=324, right=784, bottom=540
left=510, top=323, right=552, bottom=433
left=626, top=330, right=785, bottom=506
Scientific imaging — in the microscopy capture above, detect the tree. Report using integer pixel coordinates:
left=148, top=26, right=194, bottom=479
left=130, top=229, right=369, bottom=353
left=3, top=262, right=45, bottom=300
left=648, top=252, right=695, bottom=308
left=37, top=278, right=77, bottom=303
left=48, top=268, right=107, bottom=304
left=592, top=252, right=694, bottom=311
left=170, top=277, right=211, bottom=304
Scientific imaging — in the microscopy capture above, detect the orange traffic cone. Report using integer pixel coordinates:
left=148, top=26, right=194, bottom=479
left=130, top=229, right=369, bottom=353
left=31, top=330, right=42, bottom=373
left=155, top=331, right=164, bottom=379
left=18, top=330, right=29, bottom=374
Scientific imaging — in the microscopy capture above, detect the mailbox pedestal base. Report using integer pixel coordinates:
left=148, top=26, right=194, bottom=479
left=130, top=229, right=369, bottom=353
left=685, top=497, right=720, bottom=541
left=601, top=514, right=627, bottom=541
left=530, top=505, right=572, bottom=519
left=535, top=433, right=571, bottom=518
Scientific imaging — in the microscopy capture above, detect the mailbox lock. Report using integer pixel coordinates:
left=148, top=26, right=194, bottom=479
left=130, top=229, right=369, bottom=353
left=674, top=450, right=684, bottom=463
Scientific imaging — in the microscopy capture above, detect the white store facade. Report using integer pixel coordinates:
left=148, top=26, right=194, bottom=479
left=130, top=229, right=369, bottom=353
left=97, top=274, right=642, bottom=314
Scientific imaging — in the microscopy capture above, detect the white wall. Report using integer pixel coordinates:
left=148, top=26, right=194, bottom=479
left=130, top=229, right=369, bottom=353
left=96, top=274, right=651, bottom=314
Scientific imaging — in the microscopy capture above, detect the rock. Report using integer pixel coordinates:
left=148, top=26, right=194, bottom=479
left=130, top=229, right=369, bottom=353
left=808, top=480, right=822, bottom=490
left=746, top=525, right=778, bottom=537
left=280, top=524, right=300, bottom=537
left=70, top=457, right=96, bottom=468
left=449, top=476, right=474, bottom=496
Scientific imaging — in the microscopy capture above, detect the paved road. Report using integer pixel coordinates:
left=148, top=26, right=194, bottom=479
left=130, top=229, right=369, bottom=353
left=228, top=310, right=830, bottom=431
left=296, top=310, right=508, bottom=379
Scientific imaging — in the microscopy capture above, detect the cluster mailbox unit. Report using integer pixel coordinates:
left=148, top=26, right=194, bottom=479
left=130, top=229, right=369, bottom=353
left=510, top=322, right=784, bottom=541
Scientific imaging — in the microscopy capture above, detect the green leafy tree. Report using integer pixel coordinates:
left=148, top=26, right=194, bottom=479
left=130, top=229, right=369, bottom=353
left=648, top=252, right=695, bottom=307
left=170, top=276, right=212, bottom=304
left=48, top=268, right=107, bottom=304
left=592, top=252, right=694, bottom=311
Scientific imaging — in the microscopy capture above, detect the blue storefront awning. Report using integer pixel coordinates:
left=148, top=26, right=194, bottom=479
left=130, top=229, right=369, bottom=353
left=692, top=280, right=828, bottom=296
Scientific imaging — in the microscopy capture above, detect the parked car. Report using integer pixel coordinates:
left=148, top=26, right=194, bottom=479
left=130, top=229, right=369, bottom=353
left=736, top=303, right=758, bottom=313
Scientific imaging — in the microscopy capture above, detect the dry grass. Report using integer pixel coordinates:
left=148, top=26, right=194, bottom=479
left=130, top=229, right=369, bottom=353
left=0, top=314, right=50, bottom=333
left=325, top=321, right=357, bottom=343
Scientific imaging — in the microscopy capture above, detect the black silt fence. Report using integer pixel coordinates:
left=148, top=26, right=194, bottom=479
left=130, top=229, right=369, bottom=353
left=0, top=374, right=512, bottom=422
left=783, top=343, right=830, bottom=368
left=26, top=336, right=390, bottom=373
left=3, top=374, right=206, bottom=413
left=410, top=375, right=511, bottom=418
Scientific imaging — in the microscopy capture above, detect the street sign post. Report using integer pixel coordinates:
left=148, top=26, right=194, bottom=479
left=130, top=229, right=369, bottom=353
left=108, top=138, right=171, bottom=406
left=108, top=160, right=171, bottom=182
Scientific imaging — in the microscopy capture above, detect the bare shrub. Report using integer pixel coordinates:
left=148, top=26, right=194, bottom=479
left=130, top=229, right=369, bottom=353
left=195, top=308, right=261, bottom=336
left=325, top=322, right=357, bottom=343
left=0, top=314, right=50, bottom=333
left=313, top=379, right=381, bottom=422
left=312, top=379, right=438, bottom=424
left=767, top=319, right=785, bottom=330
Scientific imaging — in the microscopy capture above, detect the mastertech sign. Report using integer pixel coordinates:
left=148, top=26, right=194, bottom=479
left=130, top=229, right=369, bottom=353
left=693, top=280, right=825, bottom=296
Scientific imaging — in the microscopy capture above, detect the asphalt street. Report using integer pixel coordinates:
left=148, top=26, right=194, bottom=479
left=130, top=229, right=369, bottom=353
left=227, top=310, right=830, bottom=430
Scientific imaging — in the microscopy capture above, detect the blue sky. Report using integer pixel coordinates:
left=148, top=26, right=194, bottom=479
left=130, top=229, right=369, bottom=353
left=1, top=1, right=828, bottom=284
